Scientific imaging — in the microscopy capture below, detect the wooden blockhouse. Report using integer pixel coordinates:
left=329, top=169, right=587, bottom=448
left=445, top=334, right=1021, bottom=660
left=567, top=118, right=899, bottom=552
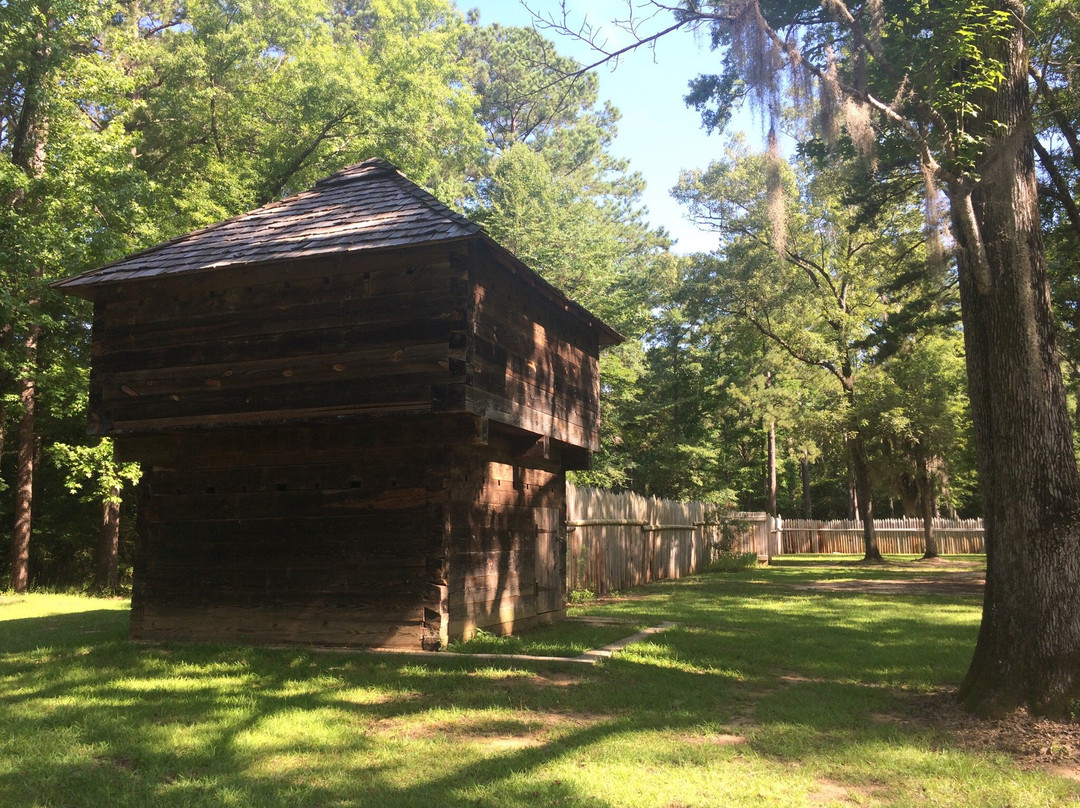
left=55, top=159, right=621, bottom=649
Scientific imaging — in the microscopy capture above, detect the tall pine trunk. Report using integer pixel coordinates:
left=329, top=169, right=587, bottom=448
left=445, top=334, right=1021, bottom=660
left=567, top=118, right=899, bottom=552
left=917, top=455, right=938, bottom=559
left=10, top=325, right=39, bottom=593
left=800, top=453, right=812, bottom=519
left=8, top=16, right=49, bottom=595
left=955, top=0, right=1080, bottom=717
left=766, top=419, right=777, bottom=516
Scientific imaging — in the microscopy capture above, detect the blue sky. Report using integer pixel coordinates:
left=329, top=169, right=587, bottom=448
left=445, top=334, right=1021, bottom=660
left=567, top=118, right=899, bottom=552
left=461, top=0, right=758, bottom=254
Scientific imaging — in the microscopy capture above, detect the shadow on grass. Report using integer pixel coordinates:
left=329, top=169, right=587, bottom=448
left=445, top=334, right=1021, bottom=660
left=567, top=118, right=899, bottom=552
left=0, top=609, right=130, bottom=654
left=2, top=575, right=1075, bottom=808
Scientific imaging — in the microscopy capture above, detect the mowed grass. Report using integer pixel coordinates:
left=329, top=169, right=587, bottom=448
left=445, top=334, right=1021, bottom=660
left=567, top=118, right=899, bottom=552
left=2, top=561, right=1077, bottom=808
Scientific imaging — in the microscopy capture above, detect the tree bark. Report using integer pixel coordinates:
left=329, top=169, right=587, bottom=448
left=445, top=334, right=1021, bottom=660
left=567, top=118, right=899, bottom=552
left=954, top=1, right=1080, bottom=717
left=847, top=465, right=858, bottom=521
left=10, top=325, right=40, bottom=593
left=800, top=453, right=812, bottom=519
left=848, top=432, right=882, bottom=561
left=8, top=11, right=50, bottom=595
left=766, top=419, right=778, bottom=516
left=917, top=454, right=938, bottom=559
left=897, top=473, right=921, bottom=518
left=91, top=487, right=121, bottom=594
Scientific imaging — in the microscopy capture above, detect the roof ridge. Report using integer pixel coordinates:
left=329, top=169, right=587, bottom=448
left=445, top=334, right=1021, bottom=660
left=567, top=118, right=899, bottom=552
left=313, top=157, right=397, bottom=188
left=383, top=169, right=482, bottom=236
left=54, top=158, right=481, bottom=292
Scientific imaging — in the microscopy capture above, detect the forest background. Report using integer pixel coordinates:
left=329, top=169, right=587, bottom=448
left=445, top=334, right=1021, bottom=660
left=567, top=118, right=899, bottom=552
left=1, top=0, right=1077, bottom=592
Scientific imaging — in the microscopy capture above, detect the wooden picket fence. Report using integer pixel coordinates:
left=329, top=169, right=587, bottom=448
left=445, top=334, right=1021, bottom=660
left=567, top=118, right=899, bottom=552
left=565, top=484, right=985, bottom=594
left=780, top=517, right=985, bottom=555
left=565, top=483, right=769, bottom=595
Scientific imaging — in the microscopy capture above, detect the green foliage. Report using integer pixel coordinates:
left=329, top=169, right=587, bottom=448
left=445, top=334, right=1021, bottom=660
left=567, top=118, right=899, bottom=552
left=656, top=134, right=978, bottom=515
left=460, top=20, right=616, bottom=166
left=566, top=587, right=596, bottom=604
left=859, top=331, right=977, bottom=515
left=707, top=551, right=760, bottom=572
left=49, top=438, right=141, bottom=504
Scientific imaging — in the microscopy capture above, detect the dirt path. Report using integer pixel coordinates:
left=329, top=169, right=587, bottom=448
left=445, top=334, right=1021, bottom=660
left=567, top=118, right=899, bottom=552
left=781, top=559, right=986, bottom=597
left=801, top=572, right=985, bottom=597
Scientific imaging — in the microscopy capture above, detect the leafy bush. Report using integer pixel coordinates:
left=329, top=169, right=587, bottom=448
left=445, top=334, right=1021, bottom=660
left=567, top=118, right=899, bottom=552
left=706, top=508, right=760, bottom=573
left=567, top=588, right=596, bottom=604
left=707, top=551, right=759, bottom=573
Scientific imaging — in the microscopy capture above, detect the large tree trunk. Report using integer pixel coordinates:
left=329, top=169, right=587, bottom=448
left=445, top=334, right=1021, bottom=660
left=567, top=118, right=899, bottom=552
left=10, top=326, right=40, bottom=593
left=848, top=432, right=882, bottom=561
left=955, top=1, right=1080, bottom=717
left=91, top=487, right=121, bottom=594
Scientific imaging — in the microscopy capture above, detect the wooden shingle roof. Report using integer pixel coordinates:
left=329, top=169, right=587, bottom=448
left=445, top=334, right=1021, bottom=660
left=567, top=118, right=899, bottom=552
left=55, top=159, right=480, bottom=290
left=55, top=158, right=622, bottom=345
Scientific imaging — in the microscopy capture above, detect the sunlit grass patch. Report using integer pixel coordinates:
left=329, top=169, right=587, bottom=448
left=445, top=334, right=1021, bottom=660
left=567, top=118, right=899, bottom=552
left=1, top=565, right=1077, bottom=808
left=446, top=618, right=651, bottom=657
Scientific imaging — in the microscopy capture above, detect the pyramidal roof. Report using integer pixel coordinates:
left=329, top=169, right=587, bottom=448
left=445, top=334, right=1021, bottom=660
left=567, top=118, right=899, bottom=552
left=56, top=159, right=483, bottom=292
left=55, top=158, right=622, bottom=344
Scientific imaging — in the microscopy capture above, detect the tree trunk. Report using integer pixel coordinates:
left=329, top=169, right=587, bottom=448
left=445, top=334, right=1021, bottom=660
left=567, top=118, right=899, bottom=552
left=847, top=464, right=858, bottom=520
left=896, top=473, right=921, bottom=517
left=91, top=487, right=121, bottom=594
left=954, top=1, right=1080, bottom=717
left=766, top=419, right=777, bottom=516
left=917, top=455, right=938, bottom=559
left=10, top=325, right=40, bottom=593
left=8, top=14, right=50, bottom=595
left=848, top=432, right=882, bottom=561
left=800, top=453, right=812, bottom=519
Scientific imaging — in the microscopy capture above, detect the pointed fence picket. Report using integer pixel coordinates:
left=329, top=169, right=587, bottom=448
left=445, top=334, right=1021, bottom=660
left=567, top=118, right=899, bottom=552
left=565, top=483, right=985, bottom=596
left=565, top=483, right=768, bottom=595
left=780, top=517, right=985, bottom=555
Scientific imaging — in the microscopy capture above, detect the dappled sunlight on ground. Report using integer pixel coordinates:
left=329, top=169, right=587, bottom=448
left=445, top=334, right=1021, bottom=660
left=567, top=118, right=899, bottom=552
left=2, top=563, right=1077, bottom=807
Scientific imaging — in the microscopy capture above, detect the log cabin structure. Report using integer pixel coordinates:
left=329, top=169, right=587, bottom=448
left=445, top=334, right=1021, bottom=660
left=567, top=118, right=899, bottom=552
left=55, top=159, right=621, bottom=650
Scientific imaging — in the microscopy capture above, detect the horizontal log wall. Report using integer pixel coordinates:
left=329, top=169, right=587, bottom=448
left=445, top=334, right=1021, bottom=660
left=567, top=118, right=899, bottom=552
left=91, top=249, right=460, bottom=433
left=125, top=417, right=475, bottom=649
left=468, top=249, right=601, bottom=453
left=446, top=429, right=567, bottom=640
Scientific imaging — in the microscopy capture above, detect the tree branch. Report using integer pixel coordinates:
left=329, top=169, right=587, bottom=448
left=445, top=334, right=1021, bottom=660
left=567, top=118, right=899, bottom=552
left=526, top=2, right=702, bottom=85
left=1030, top=64, right=1080, bottom=170
left=739, top=306, right=847, bottom=388
left=1034, top=137, right=1080, bottom=242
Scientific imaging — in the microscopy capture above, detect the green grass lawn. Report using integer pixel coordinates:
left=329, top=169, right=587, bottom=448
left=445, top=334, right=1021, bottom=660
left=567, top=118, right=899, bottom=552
left=2, top=560, right=1076, bottom=808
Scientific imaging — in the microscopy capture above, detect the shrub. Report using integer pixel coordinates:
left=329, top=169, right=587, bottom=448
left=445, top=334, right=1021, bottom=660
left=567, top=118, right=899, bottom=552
left=707, top=551, right=759, bottom=573
left=567, top=588, right=596, bottom=604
